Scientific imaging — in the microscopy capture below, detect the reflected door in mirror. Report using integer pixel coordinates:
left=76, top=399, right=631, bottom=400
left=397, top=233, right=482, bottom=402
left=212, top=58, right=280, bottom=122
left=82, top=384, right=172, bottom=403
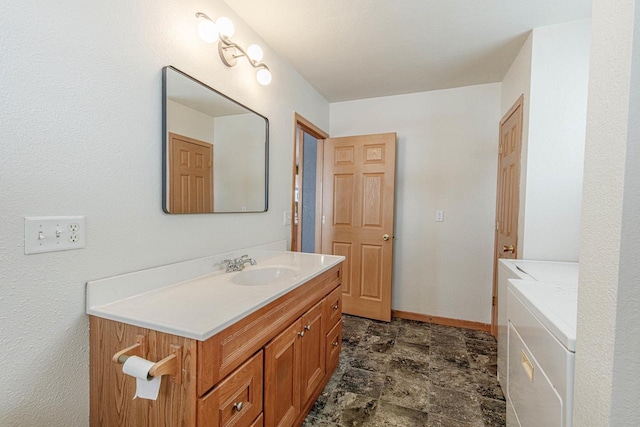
left=169, top=133, right=213, bottom=213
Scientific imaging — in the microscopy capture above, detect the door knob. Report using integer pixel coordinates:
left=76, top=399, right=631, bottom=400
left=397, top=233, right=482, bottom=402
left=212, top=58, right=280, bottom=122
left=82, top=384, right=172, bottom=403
left=383, top=234, right=390, bottom=241
left=502, top=245, right=515, bottom=253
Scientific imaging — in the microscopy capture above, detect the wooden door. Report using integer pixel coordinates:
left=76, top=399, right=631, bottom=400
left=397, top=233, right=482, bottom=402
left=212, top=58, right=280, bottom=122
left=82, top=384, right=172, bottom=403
left=299, top=301, right=325, bottom=407
left=264, top=319, right=302, bottom=427
left=491, top=96, right=523, bottom=336
left=321, top=133, right=396, bottom=322
left=169, top=132, right=213, bottom=213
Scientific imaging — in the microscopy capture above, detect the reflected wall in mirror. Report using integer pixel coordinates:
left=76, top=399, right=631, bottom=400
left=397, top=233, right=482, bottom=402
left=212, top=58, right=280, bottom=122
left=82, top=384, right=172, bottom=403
left=162, top=66, right=269, bottom=213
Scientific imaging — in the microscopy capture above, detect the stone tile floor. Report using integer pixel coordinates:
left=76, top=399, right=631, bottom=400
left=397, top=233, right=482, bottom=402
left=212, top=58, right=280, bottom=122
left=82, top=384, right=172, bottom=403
left=303, top=315, right=506, bottom=427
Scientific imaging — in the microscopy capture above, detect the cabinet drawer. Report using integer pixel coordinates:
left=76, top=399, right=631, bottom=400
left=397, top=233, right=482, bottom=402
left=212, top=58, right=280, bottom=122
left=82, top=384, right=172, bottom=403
left=198, top=351, right=263, bottom=427
left=326, top=319, right=342, bottom=373
left=199, top=265, right=341, bottom=395
left=250, top=414, right=263, bottom=427
left=324, top=285, right=342, bottom=333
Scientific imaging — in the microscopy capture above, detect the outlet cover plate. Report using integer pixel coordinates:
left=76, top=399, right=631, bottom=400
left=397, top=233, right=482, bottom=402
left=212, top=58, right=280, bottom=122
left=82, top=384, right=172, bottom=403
left=25, top=216, right=86, bottom=254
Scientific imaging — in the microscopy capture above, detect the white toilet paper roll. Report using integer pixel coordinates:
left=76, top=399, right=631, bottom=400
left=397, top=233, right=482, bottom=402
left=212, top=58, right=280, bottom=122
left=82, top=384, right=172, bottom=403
left=122, top=356, right=162, bottom=400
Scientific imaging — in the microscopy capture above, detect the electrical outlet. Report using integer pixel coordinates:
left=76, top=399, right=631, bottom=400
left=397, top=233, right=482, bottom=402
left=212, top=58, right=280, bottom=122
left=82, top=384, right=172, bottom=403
left=25, top=216, right=86, bottom=254
left=435, top=210, right=445, bottom=222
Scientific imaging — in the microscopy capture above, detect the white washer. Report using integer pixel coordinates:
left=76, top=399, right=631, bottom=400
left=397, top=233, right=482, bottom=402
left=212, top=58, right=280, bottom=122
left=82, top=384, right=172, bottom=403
left=498, top=260, right=578, bottom=426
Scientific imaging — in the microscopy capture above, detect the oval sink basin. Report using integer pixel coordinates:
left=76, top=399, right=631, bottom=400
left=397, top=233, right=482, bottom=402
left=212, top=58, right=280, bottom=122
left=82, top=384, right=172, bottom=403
left=231, top=266, right=298, bottom=286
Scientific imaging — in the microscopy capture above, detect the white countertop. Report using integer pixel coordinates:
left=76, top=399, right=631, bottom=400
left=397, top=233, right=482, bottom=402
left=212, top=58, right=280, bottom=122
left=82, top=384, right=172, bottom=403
left=508, top=278, right=578, bottom=351
left=499, top=259, right=579, bottom=284
left=87, top=250, right=344, bottom=341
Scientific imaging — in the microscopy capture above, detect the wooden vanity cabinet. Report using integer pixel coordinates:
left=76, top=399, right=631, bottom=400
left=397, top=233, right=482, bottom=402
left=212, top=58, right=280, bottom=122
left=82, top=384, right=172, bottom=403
left=90, top=264, right=342, bottom=427
left=264, top=299, right=329, bottom=427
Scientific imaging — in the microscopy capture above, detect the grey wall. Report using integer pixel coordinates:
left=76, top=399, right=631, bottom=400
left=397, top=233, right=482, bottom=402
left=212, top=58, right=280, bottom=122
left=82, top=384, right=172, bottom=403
left=301, top=132, right=318, bottom=253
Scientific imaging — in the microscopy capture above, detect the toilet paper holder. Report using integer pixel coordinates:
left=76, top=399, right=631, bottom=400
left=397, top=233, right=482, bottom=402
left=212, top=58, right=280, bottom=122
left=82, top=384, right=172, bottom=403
left=112, top=335, right=183, bottom=384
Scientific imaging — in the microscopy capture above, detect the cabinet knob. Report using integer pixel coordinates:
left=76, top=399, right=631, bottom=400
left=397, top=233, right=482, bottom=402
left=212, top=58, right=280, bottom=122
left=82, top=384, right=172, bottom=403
left=332, top=341, right=339, bottom=347
left=298, top=331, right=305, bottom=337
left=304, top=324, right=311, bottom=331
left=332, top=304, right=339, bottom=311
left=233, top=401, right=244, bottom=411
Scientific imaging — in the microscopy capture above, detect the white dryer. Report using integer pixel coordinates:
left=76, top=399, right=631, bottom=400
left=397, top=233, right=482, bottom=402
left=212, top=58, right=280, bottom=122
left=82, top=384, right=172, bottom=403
left=507, top=279, right=577, bottom=427
left=498, top=260, right=578, bottom=427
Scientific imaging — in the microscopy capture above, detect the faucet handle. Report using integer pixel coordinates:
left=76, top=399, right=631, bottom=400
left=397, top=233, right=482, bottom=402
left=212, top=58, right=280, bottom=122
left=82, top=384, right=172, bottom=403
left=220, top=259, right=233, bottom=266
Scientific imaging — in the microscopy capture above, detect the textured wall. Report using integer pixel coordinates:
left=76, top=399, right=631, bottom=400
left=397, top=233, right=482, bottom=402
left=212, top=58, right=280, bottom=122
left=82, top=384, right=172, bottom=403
left=500, top=21, right=591, bottom=263
left=523, top=19, right=590, bottom=261
left=0, top=1, right=328, bottom=425
left=609, top=1, right=640, bottom=421
left=574, top=0, right=637, bottom=424
left=500, top=33, right=532, bottom=255
left=330, top=83, right=501, bottom=324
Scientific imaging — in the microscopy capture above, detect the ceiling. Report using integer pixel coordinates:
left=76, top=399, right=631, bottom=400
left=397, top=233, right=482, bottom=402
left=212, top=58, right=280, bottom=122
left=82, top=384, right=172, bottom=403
left=224, top=0, right=592, bottom=102
left=167, top=68, right=250, bottom=117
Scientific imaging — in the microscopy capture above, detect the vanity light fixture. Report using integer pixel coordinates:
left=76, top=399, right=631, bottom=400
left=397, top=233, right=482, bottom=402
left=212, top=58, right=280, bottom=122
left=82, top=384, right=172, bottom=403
left=196, top=12, right=272, bottom=86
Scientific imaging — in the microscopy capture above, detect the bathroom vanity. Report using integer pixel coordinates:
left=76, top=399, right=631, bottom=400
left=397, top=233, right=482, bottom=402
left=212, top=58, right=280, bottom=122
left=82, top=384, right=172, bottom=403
left=87, top=248, right=343, bottom=427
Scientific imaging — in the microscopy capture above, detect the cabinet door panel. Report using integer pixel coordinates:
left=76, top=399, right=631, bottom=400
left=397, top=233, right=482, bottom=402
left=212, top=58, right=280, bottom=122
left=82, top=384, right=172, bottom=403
left=265, top=319, right=302, bottom=427
left=300, top=300, right=326, bottom=406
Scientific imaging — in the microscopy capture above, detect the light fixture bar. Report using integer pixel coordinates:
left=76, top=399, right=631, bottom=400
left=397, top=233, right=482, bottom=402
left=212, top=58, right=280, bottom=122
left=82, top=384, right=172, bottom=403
left=195, top=12, right=272, bottom=85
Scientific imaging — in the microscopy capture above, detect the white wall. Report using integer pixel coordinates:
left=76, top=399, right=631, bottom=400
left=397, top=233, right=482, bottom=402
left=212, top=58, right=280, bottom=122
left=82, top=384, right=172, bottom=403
left=0, top=0, right=328, bottom=425
left=166, top=99, right=216, bottom=144
left=500, top=20, right=591, bottom=262
left=500, top=33, right=532, bottom=249
left=213, top=113, right=266, bottom=211
left=330, top=83, right=501, bottom=324
left=574, top=0, right=639, bottom=424
left=524, top=19, right=590, bottom=261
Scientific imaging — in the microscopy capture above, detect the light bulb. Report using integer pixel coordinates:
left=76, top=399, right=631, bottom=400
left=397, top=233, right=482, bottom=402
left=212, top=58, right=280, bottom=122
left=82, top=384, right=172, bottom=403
left=216, top=17, right=235, bottom=38
left=197, top=19, right=219, bottom=43
left=256, top=68, right=272, bottom=86
left=247, top=44, right=264, bottom=62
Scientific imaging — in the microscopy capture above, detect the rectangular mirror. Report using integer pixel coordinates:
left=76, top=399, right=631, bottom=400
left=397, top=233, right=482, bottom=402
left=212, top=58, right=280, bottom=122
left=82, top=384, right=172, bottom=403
left=162, top=66, right=268, bottom=213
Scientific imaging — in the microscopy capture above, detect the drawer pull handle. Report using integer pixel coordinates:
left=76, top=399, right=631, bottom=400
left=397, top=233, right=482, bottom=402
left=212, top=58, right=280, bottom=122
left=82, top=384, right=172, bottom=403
left=233, top=401, right=244, bottom=412
left=304, top=324, right=311, bottom=331
left=521, top=350, right=534, bottom=383
left=332, top=304, right=339, bottom=311
left=332, top=341, right=339, bottom=347
left=298, top=331, right=305, bottom=337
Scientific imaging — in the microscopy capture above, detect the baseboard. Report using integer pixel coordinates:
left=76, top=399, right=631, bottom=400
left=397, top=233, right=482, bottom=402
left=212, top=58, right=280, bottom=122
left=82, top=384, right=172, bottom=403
left=391, top=310, right=491, bottom=332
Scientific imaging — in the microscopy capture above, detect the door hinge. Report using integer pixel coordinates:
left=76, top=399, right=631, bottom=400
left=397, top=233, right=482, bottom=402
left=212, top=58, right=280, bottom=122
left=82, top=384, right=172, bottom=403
left=495, top=220, right=500, bottom=231
left=492, top=296, right=497, bottom=306
left=499, top=144, right=503, bottom=154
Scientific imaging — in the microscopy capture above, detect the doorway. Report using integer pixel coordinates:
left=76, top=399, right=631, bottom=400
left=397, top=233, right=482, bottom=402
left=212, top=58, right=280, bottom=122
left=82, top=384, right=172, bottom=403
left=290, top=115, right=398, bottom=322
left=291, top=113, right=328, bottom=253
left=168, top=132, right=213, bottom=213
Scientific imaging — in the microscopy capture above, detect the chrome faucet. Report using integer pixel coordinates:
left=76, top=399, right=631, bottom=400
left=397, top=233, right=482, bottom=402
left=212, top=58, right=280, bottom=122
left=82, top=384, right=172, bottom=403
left=222, top=254, right=257, bottom=272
